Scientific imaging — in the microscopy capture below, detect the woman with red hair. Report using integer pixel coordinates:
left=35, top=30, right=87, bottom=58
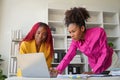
left=19, top=22, right=54, bottom=69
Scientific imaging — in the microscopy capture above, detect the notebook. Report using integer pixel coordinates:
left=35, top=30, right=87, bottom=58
left=17, top=53, right=50, bottom=78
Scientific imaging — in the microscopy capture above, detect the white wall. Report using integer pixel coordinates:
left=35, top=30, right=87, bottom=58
left=0, top=1, right=2, bottom=24
left=0, top=0, right=48, bottom=76
left=48, top=0, right=120, bottom=12
left=0, top=0, right=120, bottom=76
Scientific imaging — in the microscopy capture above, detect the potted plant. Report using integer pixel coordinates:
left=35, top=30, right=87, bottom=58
left=108, top=42, right=114, bottom=48
left=0, top=54, right=7, bottom=80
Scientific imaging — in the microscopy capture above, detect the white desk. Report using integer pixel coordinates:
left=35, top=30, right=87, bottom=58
left=5, top=76, right=120, bottom=80
left=5, top=77, right=80, bottom=80
left=88, top=77, right=120, bottom=80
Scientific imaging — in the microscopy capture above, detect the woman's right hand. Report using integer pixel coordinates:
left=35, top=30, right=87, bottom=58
left=49, top=67, right=59, bottom=78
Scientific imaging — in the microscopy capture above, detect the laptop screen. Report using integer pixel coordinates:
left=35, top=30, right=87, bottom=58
left=17, top=53, right=50, bottom=78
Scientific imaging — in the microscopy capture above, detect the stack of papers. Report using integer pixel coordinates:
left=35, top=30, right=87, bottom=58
left=109, top=68, right=120, bottom=76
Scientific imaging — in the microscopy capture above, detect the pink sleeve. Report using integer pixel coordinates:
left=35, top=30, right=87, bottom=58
left=92, top=29, right=113, bottom=73
left=56, top=41, right=77, bottom=74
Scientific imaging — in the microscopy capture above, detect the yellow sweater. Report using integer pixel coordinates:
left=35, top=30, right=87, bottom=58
left=19, top=40, right=52, bottom=68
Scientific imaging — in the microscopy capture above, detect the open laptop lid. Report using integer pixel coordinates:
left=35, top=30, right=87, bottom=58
left=17, top=53, right=50, bottom=78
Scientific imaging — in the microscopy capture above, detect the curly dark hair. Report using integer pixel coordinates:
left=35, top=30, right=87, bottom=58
left=65, top=7, right=90, bottom=28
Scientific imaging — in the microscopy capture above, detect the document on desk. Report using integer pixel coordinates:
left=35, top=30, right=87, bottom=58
left=57, top=74, right=87, bottom=79
left=57, top=74, right=108, bottom=79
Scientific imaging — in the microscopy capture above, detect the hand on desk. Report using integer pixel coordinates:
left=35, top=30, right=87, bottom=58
left=49, top=67, right=94, bottom=77
left=49, top=67, right=59, bottom=77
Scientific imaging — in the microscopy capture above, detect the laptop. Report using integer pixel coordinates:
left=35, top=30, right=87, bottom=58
left=17, top=53, right=50, bottom=78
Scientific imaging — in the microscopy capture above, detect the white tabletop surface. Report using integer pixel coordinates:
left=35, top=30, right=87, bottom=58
left=6, top=76, right=120, bottom=80
left=5, top=77, right=81, bottom=80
